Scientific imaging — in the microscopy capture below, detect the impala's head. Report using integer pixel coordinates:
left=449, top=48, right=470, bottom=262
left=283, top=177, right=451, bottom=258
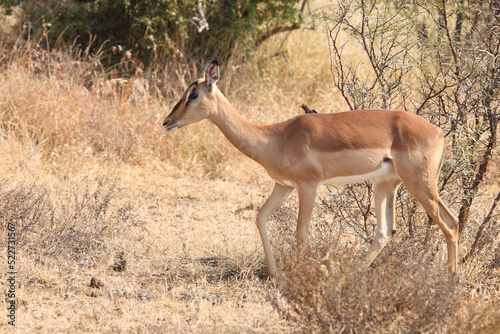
left=163, top=60, right=220, bottom=131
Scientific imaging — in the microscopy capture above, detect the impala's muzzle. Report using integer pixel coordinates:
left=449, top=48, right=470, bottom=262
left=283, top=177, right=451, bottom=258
left=163, top=119, right=179, bottom=131
left=163, top=97, right=184, bottom=131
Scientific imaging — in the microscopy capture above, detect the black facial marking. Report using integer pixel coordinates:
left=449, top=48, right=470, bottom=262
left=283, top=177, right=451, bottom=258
left=168, top=81, right=199, bottom=116
left=168, top=100, right=181, bottom=117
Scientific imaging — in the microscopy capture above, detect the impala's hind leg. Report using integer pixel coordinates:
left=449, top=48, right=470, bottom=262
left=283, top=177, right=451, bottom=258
left=398, top=164, right=459, bottom=278
left=408, top=187, right=458, bottom=277
left=365, top=179, right=402, bottom=266
left=394, top=138, right=458, bottom=279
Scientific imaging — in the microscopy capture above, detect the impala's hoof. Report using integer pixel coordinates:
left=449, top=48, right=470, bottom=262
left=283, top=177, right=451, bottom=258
left=448, top=272, right=461, bottom=285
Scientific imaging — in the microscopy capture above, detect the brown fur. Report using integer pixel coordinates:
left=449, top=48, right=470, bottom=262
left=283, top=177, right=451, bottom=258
left=163, top=62, right=459, bottom=281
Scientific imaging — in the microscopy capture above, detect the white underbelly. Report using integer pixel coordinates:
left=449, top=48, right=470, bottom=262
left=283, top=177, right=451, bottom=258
left=270, top=160, right=398, bottom=188
left=320, top=160, right=396, bottom=185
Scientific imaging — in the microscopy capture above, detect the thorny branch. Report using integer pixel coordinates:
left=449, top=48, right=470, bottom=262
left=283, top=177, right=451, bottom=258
left=320, top=0, right=499, bottom=250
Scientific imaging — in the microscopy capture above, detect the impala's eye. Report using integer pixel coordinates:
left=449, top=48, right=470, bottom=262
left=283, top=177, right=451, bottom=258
left=189, top=91, right=198, bottom=99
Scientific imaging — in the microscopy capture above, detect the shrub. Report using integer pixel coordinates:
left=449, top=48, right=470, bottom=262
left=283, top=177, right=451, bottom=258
left=5, top=0, right=307, bottom=66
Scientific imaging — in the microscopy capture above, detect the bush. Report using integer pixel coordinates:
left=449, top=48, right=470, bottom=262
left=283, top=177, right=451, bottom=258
left=0, top=176, right=133, bottom=263
left=276, top=240, right=459, bottom=333
left=5, top=0, right=306, bottom=66
left=317, top=0, right=499, bottom=272
left=272, top=1, right=500, bottom=331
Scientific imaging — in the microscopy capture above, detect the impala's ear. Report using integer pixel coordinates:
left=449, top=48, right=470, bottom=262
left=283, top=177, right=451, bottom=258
left=205, top=60, right=219, bottom=87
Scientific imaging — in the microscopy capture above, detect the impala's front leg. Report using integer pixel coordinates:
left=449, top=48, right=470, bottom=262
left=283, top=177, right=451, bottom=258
left=256, top=183, right=293, bottom=278
left=296, top=183, right=318, bottom=255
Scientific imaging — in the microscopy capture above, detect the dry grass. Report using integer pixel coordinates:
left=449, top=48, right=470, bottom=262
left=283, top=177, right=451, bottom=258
left=276, top=229, right=500, bottom=333
left=0, top=5, right=499, bottom=333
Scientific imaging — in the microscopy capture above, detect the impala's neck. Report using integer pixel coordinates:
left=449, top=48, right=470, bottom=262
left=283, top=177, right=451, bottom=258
left=207, top=89, right=270, bottom=163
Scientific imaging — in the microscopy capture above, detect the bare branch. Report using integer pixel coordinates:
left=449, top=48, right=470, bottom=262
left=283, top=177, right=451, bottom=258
left=460, top=191, right=500, bottom=264
left=192, top=0, right=209, bottom=33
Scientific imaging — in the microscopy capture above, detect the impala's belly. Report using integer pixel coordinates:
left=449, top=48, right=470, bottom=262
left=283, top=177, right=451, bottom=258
left=320, top=159, right=395, bottom=185
left=270, top=159, right=397, bottom=188
left=267, top=149, right=400, bottom=188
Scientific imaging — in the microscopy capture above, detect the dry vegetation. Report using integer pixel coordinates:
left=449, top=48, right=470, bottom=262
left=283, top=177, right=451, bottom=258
left=0, top=3, right=499, bottom=333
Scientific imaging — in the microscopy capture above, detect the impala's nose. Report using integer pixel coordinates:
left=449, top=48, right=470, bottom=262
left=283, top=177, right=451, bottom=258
left=163, top=120, right=169, bottom=129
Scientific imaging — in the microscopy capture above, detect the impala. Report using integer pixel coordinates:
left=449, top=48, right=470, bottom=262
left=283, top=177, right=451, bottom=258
left=163, top=60, right=459, bottom=279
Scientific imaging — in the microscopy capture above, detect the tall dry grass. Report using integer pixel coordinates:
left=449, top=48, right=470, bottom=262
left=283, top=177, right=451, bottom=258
left=275, top=223, right=500, bottom=333
left=0, top=22, right=343, bottom=180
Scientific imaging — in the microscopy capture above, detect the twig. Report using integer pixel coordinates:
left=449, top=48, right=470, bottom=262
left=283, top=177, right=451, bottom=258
left=180, top=255, right=232, bottom=264
left=460, top=191, right=500, bottom=264
left=192, top=0, right=209, bottom=33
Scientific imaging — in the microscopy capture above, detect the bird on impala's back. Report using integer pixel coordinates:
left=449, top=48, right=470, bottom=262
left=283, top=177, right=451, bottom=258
left=299, top=104, right=318, bottom=114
